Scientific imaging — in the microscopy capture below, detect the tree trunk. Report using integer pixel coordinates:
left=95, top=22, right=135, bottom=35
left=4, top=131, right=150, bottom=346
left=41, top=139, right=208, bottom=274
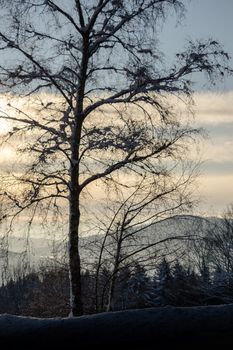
left=69, top=117, right=83, bottom=316
left=107, top=271, right=118, bottom=312
left=107, top=239, right=122, bottom=312
left=68, top=33, right=89, bottom=316
left=69, top=164, right=83, bottom=316
left=69, top=196, right=83, bottom=316
left=95, top=230, right=111, bottom=312
left=95, top=266, right=100, bottom=313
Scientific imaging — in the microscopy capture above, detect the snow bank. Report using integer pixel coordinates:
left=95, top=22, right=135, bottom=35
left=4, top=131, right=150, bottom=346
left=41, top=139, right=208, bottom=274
left=1, top=304, right=233, bottom=348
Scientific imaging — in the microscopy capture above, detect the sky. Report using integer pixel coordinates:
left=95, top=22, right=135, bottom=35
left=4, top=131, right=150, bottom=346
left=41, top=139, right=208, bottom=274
left=0, top=0, right=232, bottom=218
left=160, top=0, right=233, bottom=91
left=158, top=0, right=233, bottom=215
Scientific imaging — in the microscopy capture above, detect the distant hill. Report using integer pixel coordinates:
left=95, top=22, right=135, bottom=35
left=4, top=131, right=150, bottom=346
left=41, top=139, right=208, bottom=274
left=1, top=215, right=226, bottom=274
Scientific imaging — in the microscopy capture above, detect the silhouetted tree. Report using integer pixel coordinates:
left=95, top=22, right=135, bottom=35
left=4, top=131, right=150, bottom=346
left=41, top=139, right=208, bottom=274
left=128, top=264, right=155, bottom=309
left=0, top=0, right=231, bottom=316
left=155, top=258, right=173, bottom=306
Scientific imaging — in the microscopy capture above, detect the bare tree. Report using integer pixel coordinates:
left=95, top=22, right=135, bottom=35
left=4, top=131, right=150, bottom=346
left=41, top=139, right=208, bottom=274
left=90, top=164, right=201, bottom=312
left=0, top=0, right=231, bottom=316
left=204, top=206, right=233, bottom=275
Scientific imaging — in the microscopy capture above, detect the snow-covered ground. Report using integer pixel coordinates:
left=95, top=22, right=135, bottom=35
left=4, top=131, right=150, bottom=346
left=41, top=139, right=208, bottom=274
left=1, top=304, right=233, bottom=348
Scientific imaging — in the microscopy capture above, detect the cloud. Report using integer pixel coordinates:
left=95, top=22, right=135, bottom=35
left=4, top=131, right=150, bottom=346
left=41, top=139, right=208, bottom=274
left=203, top=161, right=233, bottom=175
left=201, top=139, right=233, bottom=165
left=194, top=92, right=233, bottom=125
left=190, top=92, right=233, bottom=177
left=0, top=91, right=232, bottom=214
left=189, top=92, right=233, bottom=213
left=198, top=174, right=233, bottom=215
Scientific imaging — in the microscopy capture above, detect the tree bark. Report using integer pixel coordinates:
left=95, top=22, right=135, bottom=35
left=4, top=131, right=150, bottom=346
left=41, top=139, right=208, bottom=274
left=69, top=198, right=83, bottom=316
left=69, top=124, right=83, bottom=316
left=68, top=32, right=90, bottom=316
left=107, top=270, right=118, bottom=312
left=107, top=239, right=122, bottom=312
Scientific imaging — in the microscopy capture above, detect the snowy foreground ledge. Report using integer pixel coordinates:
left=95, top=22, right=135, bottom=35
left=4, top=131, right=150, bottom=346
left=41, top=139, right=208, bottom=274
left=1, top=305, right=233, bottom=348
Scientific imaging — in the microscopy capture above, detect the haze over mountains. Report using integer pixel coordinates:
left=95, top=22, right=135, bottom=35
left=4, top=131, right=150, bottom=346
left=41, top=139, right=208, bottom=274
left=0, top=214, right=223, bottom=276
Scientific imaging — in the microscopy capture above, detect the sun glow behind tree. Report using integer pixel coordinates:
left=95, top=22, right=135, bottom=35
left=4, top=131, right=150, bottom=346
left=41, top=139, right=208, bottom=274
left=0, top=90, right=200, bottom=217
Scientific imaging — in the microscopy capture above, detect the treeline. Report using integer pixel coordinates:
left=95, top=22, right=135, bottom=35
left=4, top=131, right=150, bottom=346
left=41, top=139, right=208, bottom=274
left=0, top=257, right=233, bottom=318
left=0, top=211, right=233, bottom=317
